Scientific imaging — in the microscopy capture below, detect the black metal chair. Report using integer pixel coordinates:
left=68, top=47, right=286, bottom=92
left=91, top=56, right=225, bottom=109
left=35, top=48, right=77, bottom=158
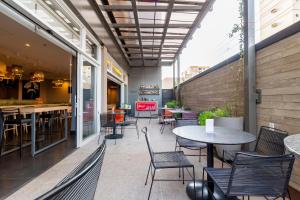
left=35, top=140, right=106, bottom=200
left=175, top=119, right=207, bottom=162
left=120, top=112, right=139, bottom=139
left=99, top=113, right=115, bottom=144
left=222, top=126, right=288, bottom=167
left=204, top=153, right=295, bottom=200
left=142, top=127, right=196, bottom=200
left=0, top=108, right=31, bottom=158
left=148, top=110, right=159, bottom=125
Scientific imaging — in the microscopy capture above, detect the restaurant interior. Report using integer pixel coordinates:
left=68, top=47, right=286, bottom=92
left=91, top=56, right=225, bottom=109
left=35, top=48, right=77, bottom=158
left=107, top=79, right=121, bottom=111
left=0, top=11, right=76, bottom=198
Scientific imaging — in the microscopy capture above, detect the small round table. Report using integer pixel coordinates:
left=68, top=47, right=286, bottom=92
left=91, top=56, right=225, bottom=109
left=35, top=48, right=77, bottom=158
left=284, top=134, right=300, bottom=157
left=173, top=126, right=256, bottom=200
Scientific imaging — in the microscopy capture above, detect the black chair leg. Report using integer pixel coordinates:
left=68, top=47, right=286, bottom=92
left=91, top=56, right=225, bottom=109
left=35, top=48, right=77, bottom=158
left=222, top=150, right=225, bottom=168
left=136, top=125, right=139, bottom=139
left=148, top=169, right=156, bottom=200
left=145, top=162, right=151, bottom=185
left=182, top=168, right=185, bottom=184
left=193, top=167, right=196, bottom=200
left=19, top=123, right=23, bottom=158
left=199, top=148, right=202, bottom=162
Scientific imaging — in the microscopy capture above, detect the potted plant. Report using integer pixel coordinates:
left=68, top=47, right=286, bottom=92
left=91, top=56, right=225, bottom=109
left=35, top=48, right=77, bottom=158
left=214, top=106, right=244, bottom=160
left=198, top=107, right=244, bottom=160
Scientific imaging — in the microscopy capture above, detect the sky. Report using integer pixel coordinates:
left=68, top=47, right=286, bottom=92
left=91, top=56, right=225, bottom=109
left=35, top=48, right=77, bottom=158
left=161, top=0, right=259, bottom=79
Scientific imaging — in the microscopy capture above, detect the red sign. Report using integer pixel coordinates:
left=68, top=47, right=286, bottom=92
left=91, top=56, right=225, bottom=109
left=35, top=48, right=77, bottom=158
left=136, top=101, right=157, bottom=111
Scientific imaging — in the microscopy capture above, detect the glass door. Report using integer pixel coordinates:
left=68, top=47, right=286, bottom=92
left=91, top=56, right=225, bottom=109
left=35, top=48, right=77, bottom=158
left=82, top=60, right=96, bottom=139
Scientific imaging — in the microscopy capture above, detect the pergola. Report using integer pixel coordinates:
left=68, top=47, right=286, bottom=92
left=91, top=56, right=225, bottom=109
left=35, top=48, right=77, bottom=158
left=68, top=0, right=256, bottom=133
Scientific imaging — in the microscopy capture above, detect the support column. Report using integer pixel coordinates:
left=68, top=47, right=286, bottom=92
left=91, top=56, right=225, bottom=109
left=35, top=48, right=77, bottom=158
left=173, top=62, right=176, bottom=97
left=243, top=0, right=256, bottom=135
left=176, top=56, right=180, bottom=103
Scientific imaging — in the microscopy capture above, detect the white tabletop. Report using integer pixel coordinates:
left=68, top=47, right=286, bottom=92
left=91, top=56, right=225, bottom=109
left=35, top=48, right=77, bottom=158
left=173, top=125, right=256, bottom=145
left=284, top=134, right=300, bottom=156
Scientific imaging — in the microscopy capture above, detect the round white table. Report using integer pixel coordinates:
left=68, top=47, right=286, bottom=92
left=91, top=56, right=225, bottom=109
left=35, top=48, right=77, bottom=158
left=284, top=134, right=300, bottom=157
left=173, top=126, right=256, bottom=200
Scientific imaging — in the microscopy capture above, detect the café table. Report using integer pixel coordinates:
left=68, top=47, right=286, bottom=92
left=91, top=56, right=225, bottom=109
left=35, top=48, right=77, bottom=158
left=173, top=126, right=256, bottom=200
left=284, top=134, right=300, bottom=157
left=104, top=111, right=125, bottom=140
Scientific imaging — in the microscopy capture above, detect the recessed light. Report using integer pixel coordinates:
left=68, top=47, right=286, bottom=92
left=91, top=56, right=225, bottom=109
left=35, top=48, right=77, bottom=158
left=63, top=18, right=71, bottom=24
left=73, top=27, right=79, bottom=32
left=55, top=10, right=65, bottom=18
left=25, top=43, right=30, bottom=47
left=45, top=0, right=52, bottom=5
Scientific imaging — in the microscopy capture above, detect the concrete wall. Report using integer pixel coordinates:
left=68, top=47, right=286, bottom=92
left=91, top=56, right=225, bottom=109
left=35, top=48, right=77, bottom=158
left=128, top=67, right=162, bottom=113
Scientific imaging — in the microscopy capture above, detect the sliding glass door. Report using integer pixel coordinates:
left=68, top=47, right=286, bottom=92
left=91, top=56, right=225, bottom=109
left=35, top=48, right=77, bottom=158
left=82, top=60, right=96, bottom=139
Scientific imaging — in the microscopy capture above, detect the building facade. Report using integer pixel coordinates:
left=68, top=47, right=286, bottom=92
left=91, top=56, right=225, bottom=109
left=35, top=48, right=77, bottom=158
left=260, top=0, right=300, bottom=40
left=181, top=66, right=209, bottom=82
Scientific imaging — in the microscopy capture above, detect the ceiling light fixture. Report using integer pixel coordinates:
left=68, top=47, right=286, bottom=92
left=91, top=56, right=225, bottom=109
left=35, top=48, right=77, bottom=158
left=31, top=71, right=45, bottom=82
left=73, top=27, right=79, bottom=32
left=52, top=79, right=64, bottom=88
left=11, top=65, right=24, bottom=79
left=25, top=43, right=30, bottom=47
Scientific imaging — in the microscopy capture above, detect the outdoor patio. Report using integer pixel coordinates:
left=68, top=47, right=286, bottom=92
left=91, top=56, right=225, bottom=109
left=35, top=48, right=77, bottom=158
left=6, top=118, right=271, bottom=200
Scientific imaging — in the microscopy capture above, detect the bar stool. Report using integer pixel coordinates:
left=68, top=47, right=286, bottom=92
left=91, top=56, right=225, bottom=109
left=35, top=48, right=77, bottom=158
left=0, top=108, right=31, bottom=158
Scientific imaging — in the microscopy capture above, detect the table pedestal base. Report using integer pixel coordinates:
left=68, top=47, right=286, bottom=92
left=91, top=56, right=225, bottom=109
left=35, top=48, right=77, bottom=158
left=186, top=181, right=237, bottom=200
left=105, top=134, right=123, bottom=139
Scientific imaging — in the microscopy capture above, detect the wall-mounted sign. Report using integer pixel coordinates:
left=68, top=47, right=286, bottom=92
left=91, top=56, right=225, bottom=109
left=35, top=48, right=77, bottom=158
left=112, top=64, right=122, bottom=77
left=139, top=84, right=160, bottom=95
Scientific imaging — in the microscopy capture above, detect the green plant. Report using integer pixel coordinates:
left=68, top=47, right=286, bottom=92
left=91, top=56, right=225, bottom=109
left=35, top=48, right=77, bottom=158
left=228, top=0, right=245, bottom=117
left=198, top=107, right=230, bottom=125
left=198, top=111, right=215, bottom=125
left=166, top=100, right=179, bottom=108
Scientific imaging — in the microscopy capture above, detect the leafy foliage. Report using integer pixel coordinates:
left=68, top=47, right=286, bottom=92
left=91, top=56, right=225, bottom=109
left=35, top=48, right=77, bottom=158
left=166, top=100, right=179, bottom=108
left=198, top=107, right=230, bottom=125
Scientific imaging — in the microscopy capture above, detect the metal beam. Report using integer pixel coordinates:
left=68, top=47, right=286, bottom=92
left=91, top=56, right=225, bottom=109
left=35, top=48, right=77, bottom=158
left=88, top=0, right=130, bottom=66
left=116, top=0, right=203, bottom=6
left=123, top=44, right=180, bottom=48
left=129, top=57, right=175, bottom=60
left=157, top=0, right=175, bottom=66
left=119, top=35, right=185, bottom=40
left=131, top=61, right=173, bottom=67
left=111, top=23, right=192, bottom=29
left=127, top=51, right=176, bottom=54
left=131, top=0, right=144, bottom=67
left=100, top=5, right=203, bottom=12
left=243, top=0, right=256, bottom=135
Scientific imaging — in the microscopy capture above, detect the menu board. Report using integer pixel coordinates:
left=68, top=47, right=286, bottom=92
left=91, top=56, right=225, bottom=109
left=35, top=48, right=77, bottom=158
left=139, top=85, right=160, bottom=95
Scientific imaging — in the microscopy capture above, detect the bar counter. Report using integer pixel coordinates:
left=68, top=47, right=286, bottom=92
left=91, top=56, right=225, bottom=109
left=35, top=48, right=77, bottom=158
left=1, top=104, right=71, bottom=157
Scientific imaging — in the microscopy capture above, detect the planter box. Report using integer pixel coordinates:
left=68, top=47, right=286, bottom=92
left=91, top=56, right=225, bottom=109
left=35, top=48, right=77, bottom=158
left=214, top=117, right=244, bottom=160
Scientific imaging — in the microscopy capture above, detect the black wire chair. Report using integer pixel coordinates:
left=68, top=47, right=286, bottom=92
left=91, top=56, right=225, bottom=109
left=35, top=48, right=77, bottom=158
left=118, top=112, right=139, bottom=139
left=222, top=126, right=288, bottom=167
left=35, top=140, right=106, bottom=200
left=175, top=119, right=207, bottom=162
left=99, top=113, right=115, bottom=144
left=204, top=153, right=295, bottom=200
left=142, top=127, right=196, bottom=200
left=0, top=108, right=31, bottom=158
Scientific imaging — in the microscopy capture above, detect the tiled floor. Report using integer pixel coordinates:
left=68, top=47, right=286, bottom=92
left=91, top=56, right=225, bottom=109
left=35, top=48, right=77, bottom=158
left=5, top=118, right=285, bottom=200
left=96, top=118, right=223, bottom=200
left=0, top=123, right=75, bottom=199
